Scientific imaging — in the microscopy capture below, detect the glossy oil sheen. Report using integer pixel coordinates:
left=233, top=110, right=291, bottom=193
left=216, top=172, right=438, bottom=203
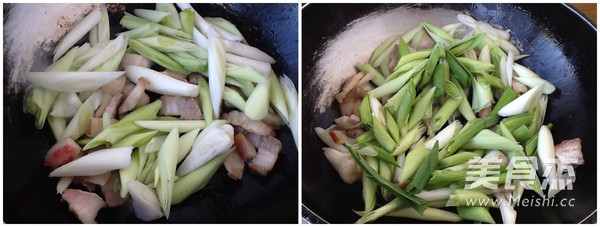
left=302, top=3, right=596, bottom=223
left=4, top=3, right=298, bottom=223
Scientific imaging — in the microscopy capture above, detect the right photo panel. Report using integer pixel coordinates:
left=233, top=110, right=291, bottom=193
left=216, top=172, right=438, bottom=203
left=302, top=3, right=596, bottom=224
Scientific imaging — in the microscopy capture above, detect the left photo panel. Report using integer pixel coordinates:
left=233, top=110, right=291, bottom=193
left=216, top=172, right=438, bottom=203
left=3, top=3, right=298, bottom=223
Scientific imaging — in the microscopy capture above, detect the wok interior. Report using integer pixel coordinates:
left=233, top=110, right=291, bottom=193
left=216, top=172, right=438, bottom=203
left=302, top=3, right=596, bottom=223
left=4, top=3, right=298, bottom=223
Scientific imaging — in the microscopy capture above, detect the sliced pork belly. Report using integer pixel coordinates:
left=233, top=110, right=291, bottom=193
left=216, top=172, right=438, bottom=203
left=100, top=75, right=126, bottom=96
left=119, top=77, right=150, bottom=114
left=159, top=95, right=203, bottom=120
left=101, top=171, right=127, bottom=207
left=224, top=150, right=245, bottom=180
left=334, top=114, right=360, bottom=130
left=248, top=136, right=282, bottom=176
left=103, top=93, right=123, bottom=119
left=234, top=133, right=257, bottom=159
left=243, top=132, right=263, bottom=148
left=94, top=92, right=113, bottom=118
left=120, top=53, right=153, bottom=69
left=555, top=138, right=584, bottom=171
left=61, top=189, right=106, bottom=224
left=227, top=111, right=275, bottom=137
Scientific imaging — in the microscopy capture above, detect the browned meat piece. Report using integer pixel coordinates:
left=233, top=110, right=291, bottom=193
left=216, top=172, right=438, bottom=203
left=248, top=136, right=282, bottom=176
left=121, top=80, right=136, bottom=98
left=479, top=106, right=492, bottom=119
left=61, top=189, right=106, bottom=224
left=73, top=172, right=111, bottom=187
left=335, top=72, right=364, bottom=103
left=86, top=117, right=104, bottom=138
left=346, top=128, right=365, bottom=138
left=119, top=77, right=150, bottom=114
left=262, top=112, right=282, bottom=130
left=224, top=150, right=245, bottom=180
left=101, top=171, right=127, bottom=207
left=101, top=75, right=126, bottom=96
left=243, top=132, right=263, bottom=148
left=234, top=133, right=258, bottom=159
left=103, top=93, right=123, bottom=119
left=187, top=73, right=201, bottom=85
left=120, top=53, right=153, bottom=69
left=134, top=93, right=150, bottom=109
left=334, top=115, right=361, bottom=130
left=227, top=111, right=275, bottom=137
left=94, top=93, right=113, bottom=118
left=340, top=98, right=361, bottom=116
left=555, top=138, right=584, bottom=171
left=159, top=95, right=203, bottom=120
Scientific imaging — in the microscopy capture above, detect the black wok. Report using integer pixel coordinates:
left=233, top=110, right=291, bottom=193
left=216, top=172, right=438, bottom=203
left=4, top=3, right=298, bottom=223
left=302, top=3, right=596, bottom=223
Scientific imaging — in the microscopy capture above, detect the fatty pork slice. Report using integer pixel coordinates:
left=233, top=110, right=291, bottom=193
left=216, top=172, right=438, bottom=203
left=120, top=53, right=153, bottom=69
left=334, top=114, right=361, bottom=130
left=159, top=95, right=203, bottom=120
left=224, top=149, right=245, bottom=180
left=44, top=138, right=81, bottom=168
left=119, top=77, right=150, bottom=114
left=335, top=72, right=364, bottom=103
left=227, top=111, right=275, bottom=137
left=555, top=138, right=584, bottom=171
left=103, top=93, right=123, bottom=119
left=234, top=133, right=257, bottom=159
left=94, top=92, right=113, bottom=118
left=187, top=73, right=201, bottom=85
left=248, top=136, right=282, bottom=176
left=101, top=171, right=127, bottom=207
left=71, top=172, right=111, bottom=192
left=262, top=112, right=282, bottom=130
left=243, top=132, right=263, bottom=148
left=61, top=189, right=106, bottom=224
left=101, top=75, right=126, bottom=96
left=74, top=172, right=111, bottom=187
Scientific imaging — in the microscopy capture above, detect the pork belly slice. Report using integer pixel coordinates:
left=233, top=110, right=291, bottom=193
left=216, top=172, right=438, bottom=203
left=224, top=150, right=245, bottom=180
left=159, top=95, right=203, bottom=120
left=101, top=171, right=127, bottom=207
left=103, top=93, right=123, bottom=119
left=101, top=75, right=126, bottom=96
left=61, top=189, right=106, bottom=224
left=227, top=111, right=275, bottom=137
left=248, top=136, right=282, bottom=176
left=234, top=133, right=257, bottom=159
left=262, top=112, right=282, bottom=130
left=119, top=77, right=150, bottom=114
left=334, top=114, right=360, bottom=130
left=120, top=53, right=153, bottom=69
left=555, top=138, right=584, bottom=171
left=94, top=92, right=113, bottom=118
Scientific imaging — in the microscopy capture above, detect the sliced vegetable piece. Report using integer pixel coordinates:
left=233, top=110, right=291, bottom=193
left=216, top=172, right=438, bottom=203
left=53, top=7, right=102, bottom=62
left=128, top=180, right=164, bottom=221
left=25, top=71, right=125, bottom=92
left=49, top=146, right=133, bottom=177
left=125, top=65, right=198, bottom=97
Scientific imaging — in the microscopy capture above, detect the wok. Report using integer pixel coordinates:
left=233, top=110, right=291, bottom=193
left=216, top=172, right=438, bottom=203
left=302, top=3, right=596, bottom=223
left=3, top=3, right=298, bottom=223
